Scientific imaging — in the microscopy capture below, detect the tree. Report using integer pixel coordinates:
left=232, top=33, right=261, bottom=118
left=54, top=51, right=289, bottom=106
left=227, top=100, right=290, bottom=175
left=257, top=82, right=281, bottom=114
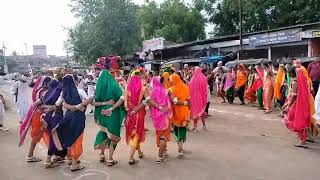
left=196, top=0, right=320, bottom=36
left=66, top=0, right=142, bottom=65
left=137, top=0, right=206, bottom=43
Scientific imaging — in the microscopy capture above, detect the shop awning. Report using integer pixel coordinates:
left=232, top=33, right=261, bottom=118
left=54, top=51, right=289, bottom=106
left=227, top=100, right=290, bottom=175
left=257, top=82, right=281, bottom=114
left=200, top=55, right=224, bottom=64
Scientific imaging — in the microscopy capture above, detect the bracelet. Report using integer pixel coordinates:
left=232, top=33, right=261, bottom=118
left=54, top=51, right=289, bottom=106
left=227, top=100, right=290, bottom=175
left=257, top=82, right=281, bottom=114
left=145, top=96, right=150, bottom=101
left=102, top=102, right=106, bottom=106
left=159, top=106, right=163, bottom=110
left=75, top=104, right=81, bottom=110
left=184, top=101, right=188, bottom=106
left=173, top=97, right=178, bottom=104
left=120, top=95, right=125, bottom=100
left=109, top=107, right=113, bottom=111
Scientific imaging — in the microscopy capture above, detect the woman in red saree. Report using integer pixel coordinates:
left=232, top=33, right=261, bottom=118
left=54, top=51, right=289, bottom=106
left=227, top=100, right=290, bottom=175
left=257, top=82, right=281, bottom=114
left=263, top=63, right=274, bottom=114
left=189, top=67, right=208, bottom=132
left=283, top=67, right=310, bottom=148
left=124, top=75, right=148, bottom=165
left=244, top=67, right=256, bottom=106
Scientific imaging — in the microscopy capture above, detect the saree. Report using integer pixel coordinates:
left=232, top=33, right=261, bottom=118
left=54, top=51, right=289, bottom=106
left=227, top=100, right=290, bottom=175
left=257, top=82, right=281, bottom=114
left=42, top=79, right=66, bottom=157
left=94, top=70, right=125, bottom=149
left=150, top=77, right=173, bottom=147
left=19, top=76, right=51, bottom=146
left=52, top=75, right=85, bottom=152
left=189, top=67, right=208, bottom=120
left=274, top=66, right=284, bottom=100
left=169, top=74, right=189, bottom=143
left=244, top=73, right=256, bottom=103
left=235, top=64, right=248, bottom=89
left=124, top=75, right=146, bottom=148
left=263, top=69, right=274, bottom=110
left=224, top=70, right=235, bottom=103
left=285, top=70, right=310, bottom=140
left=162, top=72, right=171, bottom=89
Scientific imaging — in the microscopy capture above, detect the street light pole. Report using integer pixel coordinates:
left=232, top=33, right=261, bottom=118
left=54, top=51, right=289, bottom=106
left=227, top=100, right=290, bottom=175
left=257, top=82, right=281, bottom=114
left=239, top=0, right=243, bottom=60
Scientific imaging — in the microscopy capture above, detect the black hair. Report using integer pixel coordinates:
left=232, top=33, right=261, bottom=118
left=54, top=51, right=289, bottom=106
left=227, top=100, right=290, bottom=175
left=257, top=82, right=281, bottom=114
left=288, top=66, right=296, bottom=78
left=202, top=68, right=208, bottom=74
left=73, top=74, right=79, bottom=82
left=160, top=76, right=164, bottom=84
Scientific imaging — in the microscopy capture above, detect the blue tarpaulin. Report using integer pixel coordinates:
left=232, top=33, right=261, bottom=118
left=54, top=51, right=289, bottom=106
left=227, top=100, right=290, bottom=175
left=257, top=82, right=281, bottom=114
left=200, top=55, right=224, bottom=64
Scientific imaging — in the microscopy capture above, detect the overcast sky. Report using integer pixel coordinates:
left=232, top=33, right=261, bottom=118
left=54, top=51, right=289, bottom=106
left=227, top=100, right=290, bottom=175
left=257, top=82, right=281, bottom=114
left=0, top=0, right=204, bottom=56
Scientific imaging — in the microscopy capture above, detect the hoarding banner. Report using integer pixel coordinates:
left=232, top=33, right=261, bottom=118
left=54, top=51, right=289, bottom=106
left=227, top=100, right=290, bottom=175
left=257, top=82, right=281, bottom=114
left=249, top=29, right=302, bottom=46
left=143, top=38, right=164, bottom=52
left=313, top=31, right=320, bottom=38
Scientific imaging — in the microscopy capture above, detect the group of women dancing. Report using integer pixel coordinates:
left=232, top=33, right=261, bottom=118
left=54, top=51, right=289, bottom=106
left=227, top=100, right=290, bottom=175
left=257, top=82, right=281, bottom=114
left=18, top=60, right=210, bottom=171
left=215, top=59, right=320, bottom=148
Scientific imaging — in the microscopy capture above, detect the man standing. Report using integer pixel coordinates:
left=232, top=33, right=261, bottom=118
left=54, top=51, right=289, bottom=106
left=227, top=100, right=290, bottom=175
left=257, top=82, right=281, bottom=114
left=307, top=58, right=320, bottom=97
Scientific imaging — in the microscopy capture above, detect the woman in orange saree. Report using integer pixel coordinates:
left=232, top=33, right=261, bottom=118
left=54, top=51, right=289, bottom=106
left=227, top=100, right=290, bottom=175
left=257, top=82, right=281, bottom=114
left=263, top=63, right=274, bottom=114
left=169, top=74, right=190, bottom=158
left=235, top=63, right=248, bottom=105
left=244, top=67, right=256, bottom=106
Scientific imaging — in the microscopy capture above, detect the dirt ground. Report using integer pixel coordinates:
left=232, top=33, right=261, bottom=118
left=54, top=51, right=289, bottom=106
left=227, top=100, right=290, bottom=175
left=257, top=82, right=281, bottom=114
left=0, top=83, right=319, bottom=180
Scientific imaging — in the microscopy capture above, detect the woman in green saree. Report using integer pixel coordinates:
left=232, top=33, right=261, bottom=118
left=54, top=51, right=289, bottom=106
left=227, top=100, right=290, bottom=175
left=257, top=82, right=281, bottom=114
left=93, top=69, right=125, bottom=167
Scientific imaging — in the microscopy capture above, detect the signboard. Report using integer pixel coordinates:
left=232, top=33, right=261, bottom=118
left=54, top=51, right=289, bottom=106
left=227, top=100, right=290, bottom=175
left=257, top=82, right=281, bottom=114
left=249, top=29, right=302, bottom=46
left=143, top=38, right=164, bottom=52
left=144, top=63, right=152, bottom=71
left=313, top=31, right=320, bottom=38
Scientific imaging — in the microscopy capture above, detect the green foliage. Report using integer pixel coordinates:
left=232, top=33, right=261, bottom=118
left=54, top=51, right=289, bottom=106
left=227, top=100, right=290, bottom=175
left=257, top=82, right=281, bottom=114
left=137, top=0, right=206, bottom=43
left=66, top=0, right=142, bottom=65
left=196, top=0, right=320, bottom=36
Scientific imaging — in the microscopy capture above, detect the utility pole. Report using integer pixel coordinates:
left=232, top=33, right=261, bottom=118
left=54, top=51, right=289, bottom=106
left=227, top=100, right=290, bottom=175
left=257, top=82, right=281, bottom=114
left=239, top=0, right=243, bottom=60
left=2, top=42, right=8, bottom=73
left=24, top=43, right=28, bottom=55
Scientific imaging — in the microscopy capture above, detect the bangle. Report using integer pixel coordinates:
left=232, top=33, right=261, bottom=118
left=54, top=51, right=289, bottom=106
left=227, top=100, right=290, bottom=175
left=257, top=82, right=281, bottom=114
left=75, top=104, right=81, bottom=110
left=159, top=106, right=163, bottom=110
left=109, top=107, right=113, bottom=111
left=120, top=95, right=125, bottom=100
left=184, top=101, right=188, bottom=106
left=102, top=102, right=106, bottom=106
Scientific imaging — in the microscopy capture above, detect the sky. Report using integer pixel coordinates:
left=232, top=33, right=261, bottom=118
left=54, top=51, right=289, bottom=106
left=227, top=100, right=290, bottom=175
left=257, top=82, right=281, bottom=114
left=0, top=0, right=203, bottom=56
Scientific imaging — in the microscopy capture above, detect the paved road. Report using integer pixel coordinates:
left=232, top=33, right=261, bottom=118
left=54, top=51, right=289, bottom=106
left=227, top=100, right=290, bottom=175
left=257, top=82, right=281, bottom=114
left=0, top=87, right=319, bottom=180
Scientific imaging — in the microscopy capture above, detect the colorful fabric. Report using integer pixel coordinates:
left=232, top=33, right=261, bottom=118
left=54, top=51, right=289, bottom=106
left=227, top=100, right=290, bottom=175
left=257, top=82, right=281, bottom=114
left=169, top=74, right=190, bottom=127
left=263, top=69, right=274, bottom=110
left=52, top=75, right=85, bottom=151
left=68, top=133, right=83, bottom=159
left=156, top=128, right=171, bottom=147
left=285, top=70, right=310, bottom=132
left=189, top=67, right=208, bottom=119
left=173, top=125, right=186, bottom=143
left=235, top=64, right=248, bottom=89
left=162, top=72, right=171, bottom=89
left=42, top=79, right=65, bottom=157
left=150, top=77, right=172, bottom=131
left=94, top=70, right=125, bottom=149
left=274, top=66, right=284, bottom=100
left=124, top=75, right=146, bottom=145
left=257, top=88, right=263, bottom=108
left=225, top=87, right=235, bottom=104
left=224, top=70, right=235, bottom=91
left=19, top=76, right=50, bottom=146
left=309, top=94, right=319, bottom=137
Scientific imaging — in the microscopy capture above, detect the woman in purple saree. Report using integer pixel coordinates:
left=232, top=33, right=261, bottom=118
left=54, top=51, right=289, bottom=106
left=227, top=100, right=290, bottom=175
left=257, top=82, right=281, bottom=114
left=42, top=78, right=67, bottom=168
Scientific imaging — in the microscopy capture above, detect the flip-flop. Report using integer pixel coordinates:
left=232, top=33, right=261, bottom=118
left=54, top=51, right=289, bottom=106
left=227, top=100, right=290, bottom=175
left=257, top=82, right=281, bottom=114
left=107, top=160, right=118, bottom=167
left=128, top=159, right=139, bottom=165
left=294, top=144, right=309, bottom=149
left=99, top=154, right=105, bottom=163
left=44, top=162, right=60, bottom=169
left=138, top=153, right=144, bottom=159
left=27, top=156, right=42, bottom=163
left=70, top=164, right=85, bottom=171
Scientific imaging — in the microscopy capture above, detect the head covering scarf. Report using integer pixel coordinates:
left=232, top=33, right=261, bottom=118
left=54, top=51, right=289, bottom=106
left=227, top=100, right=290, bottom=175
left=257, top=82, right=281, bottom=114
left=150, top=77, right=172, bottom=130
left=126, top=75, right=142, bottom=107
left=285, top=69, right=310, bottom=132
left=189, top=67, right=208, bottom=119
left=224, top=69, right=235, bottom=91
left=94, top=70, right=125, bottom=149
left=274, top=66, right=284, bottom=100
left=162, top=72, right=171, bottom=89
left=235, top=64, right=248, bottom=89
left=43, top=79, right=62, bottom=105
left=52, top=75, right=85, bottom=150
left=169, top=74, right=190, bottom=127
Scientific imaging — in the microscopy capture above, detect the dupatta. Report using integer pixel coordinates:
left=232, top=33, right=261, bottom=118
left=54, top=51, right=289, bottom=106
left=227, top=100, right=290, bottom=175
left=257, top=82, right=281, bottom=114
left=189, top=67, right=208, bottom=119
left=150, top=77, right=172, bottom=130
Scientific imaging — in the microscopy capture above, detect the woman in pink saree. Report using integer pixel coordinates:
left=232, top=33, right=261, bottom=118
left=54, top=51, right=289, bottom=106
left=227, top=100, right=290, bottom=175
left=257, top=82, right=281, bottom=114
left=189, top=67, right=208, bottom=132
left=283, top=67, right=310, bottom=148
left=149, top=76, right=173, bottom=163
left=19, top=76, right=51, bottom=162
left=124, top=75, right=148, bottom=165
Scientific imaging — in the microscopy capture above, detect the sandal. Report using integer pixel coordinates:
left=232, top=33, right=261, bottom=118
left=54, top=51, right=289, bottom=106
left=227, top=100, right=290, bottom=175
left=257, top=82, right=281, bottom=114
left=107, top=159, right=118, bottom=167
left=128, top=158, right=139, bottom=165
left=294, top=144, right=309, bottom=149
left=70, top=163, right=85, bottom=172
left=99, top=154, right=105, bottom=163
left=27, top=156, right=42, bottom=163
left=156, top=157, right=163, bottom=164
left=68, top=160, right=81, bottom=166
left=44, top=161, right=60, bottom=169
left=178, top=151, right=184, bottom=159
left=52, top=156, right=65, bottom=163
left=203, top=126, right=207, bottom=131
left=264, top=110, right=272, bottom=114
left=138, top=152, right=144, bottom=159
